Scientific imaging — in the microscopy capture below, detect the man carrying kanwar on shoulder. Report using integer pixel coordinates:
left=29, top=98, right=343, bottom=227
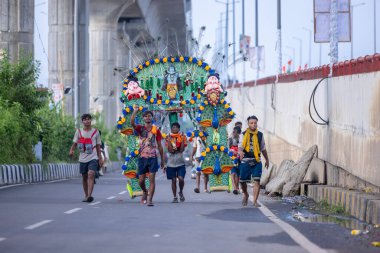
left=238, top=115, right=269, bottom=207
left=165, top=122, right=187, bottom=203
left=131, top=106, right=165, bottom=206
left=69, top=113, right=103, bottom=203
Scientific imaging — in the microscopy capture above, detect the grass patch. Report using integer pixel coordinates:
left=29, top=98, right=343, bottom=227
left=316, top=199, right=348, bottom=215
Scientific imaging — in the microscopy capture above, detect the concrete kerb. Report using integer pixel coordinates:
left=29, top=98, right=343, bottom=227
left=0, top=162, right=115, bottom=186
left=366, top=200, right=380, bottom=224
left=307, top=184, right=380, bottom=224
left=0, top=165, right=4, bottom=185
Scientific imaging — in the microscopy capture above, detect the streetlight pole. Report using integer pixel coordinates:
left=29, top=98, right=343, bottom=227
left=255, top=0, right=259, bottom=79
left=277, top=0, right=282, bottom=74
left=350, top=2, right=366, bottom=59
left=286, top=46, right=295, bottom=71
left=233, top=0, right=236, bottom=84
left=226, top=0, right=229, bottom=84
left=302, top=27, right=312, bottom=68
left=374, top=0, right=377, bottom=53
left=215, top=0, right=231, bottom=85
left=242, top=0, right=246, bottom=84
left=293, top=36, right=303, bottom=69
left=73, top=0, right=78, bottom=124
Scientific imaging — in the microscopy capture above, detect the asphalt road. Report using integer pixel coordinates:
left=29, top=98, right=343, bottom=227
left=0, top=171, right=378, bottom=253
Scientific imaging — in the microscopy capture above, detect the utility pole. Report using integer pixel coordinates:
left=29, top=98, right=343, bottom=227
left=58, top=51, right=64, bottom=112
left=242, top=0, right=245, bottom=84
left=286, top=46, right=295, bottom=71
left=293, top=36, right=303, bottom=69
left=302, top=27, right=312, bottom=68
left=330, top=0, right=338, bottom=73
left=74, top=0, right=79, bottom=124
left=374, top=0, right=377, bottom=53
left=226, top=0, right=229, bottom=85
left=277, top=0, right=282, bottom=74
left=232, top=0, right=236, bottom=84
left=255, top=0, right=259, bottom=79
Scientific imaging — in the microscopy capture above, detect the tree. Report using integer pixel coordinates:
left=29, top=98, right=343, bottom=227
left=0, top=98, right=35, bottom=163
left=0, top=52, right=48, bottom=114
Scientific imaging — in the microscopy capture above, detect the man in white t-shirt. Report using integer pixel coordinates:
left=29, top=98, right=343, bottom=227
left=69, top=114, right=103, bottom=203
left=191, top=134, right=209, bottom=193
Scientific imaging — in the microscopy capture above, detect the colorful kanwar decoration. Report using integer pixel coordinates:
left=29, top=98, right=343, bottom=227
left=117, top=56, right=237, bottom=195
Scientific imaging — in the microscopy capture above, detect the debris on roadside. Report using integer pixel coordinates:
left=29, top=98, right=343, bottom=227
left=293, top=211, right=307, bottom=222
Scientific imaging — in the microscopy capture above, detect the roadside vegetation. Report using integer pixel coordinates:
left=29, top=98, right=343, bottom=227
left=0, top=52, right=123, bottom=164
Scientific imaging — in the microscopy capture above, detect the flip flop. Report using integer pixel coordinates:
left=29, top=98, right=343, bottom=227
left=147, top=202, right=154, bottom=206
left=87, top=196, right=94, bottom=203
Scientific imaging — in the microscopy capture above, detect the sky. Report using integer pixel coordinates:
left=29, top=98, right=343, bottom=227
left=34, top=0, right=380, bottom=86
left=191, top=0, right=380, bottom=82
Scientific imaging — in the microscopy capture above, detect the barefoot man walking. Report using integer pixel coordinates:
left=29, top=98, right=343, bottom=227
left=131, top=107, right=165, bottom=206
left=238, top=115, right=269, bottom=207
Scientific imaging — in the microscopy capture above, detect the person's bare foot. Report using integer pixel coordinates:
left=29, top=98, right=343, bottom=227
left=253, top=202, right=261, bottom=208
left=141, top=192, right=147, bottom=204
left=179, top=192, right=185, bottom=202
left=242, top=193, right=249, bottom=206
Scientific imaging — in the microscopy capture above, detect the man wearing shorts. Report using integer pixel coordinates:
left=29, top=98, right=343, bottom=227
left=131, top=107, right=165, bottom=206
left=238, top=115, right=269, bottom=207
left=191, top=133, right=209, bottom=193
left=229, top=126, right=241, bottom=195
left=69, top=113, right=103, bottom=203
left=165, top=123, right=187, bottom=203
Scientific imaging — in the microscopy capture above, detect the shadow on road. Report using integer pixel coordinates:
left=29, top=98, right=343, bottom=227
left=247, top=231, right=298, bottom=246
left=203, top=208, right=271, bottom=223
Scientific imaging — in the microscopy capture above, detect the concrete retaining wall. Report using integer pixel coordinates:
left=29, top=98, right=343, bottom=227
left=306, top=185, right=380, bottom=224
left=228, top=71, right=380, bottom=189
left=0, top=162, right=123, bottom=186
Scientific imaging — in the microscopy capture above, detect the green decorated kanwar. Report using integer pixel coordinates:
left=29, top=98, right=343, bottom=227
left=117, top=56, right=238, bottom=197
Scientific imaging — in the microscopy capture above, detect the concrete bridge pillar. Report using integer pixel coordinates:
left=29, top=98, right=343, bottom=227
left=88, top=0, right=133, bottom=127
left=48, top=0, right=89, bottom=116
left=0, top=0, right=34, bottom=62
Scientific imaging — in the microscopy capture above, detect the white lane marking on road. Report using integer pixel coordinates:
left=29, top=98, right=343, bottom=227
left=89, top=201, right=101, bottom=206
left=254, top=198, right=328, bottom=253
left=0, top=237, right=6, bottom=242
left=153, top=234, right=160, bottom=238
left=107, top=196, right=116, bottom=200
left=45, top=179, right=68, bottom=184
left=118, top=191, right=127, bottom=195
left=0, top=184, right=23, bottom=190
left=64, top=208, right=82, bottom=214
left=25, top=220, right=53, bottom=230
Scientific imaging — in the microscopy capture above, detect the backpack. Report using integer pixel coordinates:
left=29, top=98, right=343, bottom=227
left=77, top=129, right=98, bottom=154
